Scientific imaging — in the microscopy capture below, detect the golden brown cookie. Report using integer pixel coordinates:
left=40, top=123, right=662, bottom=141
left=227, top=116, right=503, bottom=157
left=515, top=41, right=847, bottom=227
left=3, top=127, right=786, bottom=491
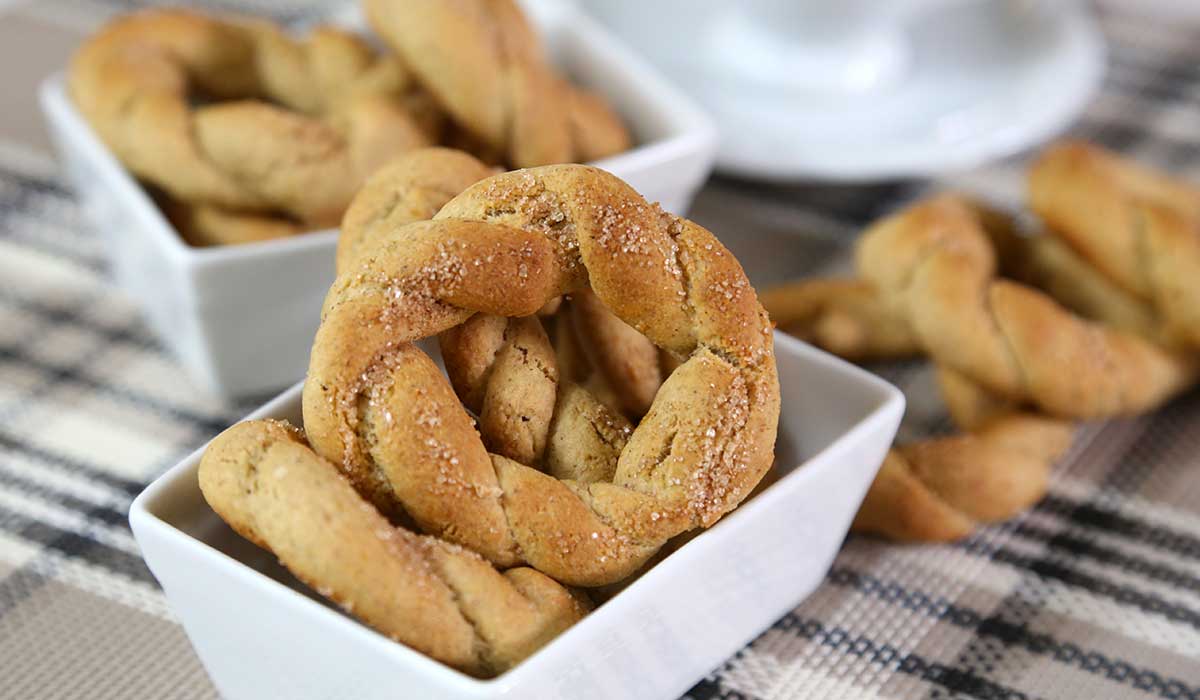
left=765, top=171, right=1199, bottom=543
left=569, top=288, right=664, bottom=418
left=852, top=415, right=1074, bottom=542
left=335, top=147, right=495, bottom=273
left=303, top=165, right=780, bottom=586
left=364, top=0, right=631, bottom=167
left=857, top=195, right=1193, bottom=419
left=199, top=419, right=588, bottom=677
left=163, top=199, right=302, bottom=247
left=69, top=9, right=430, bottom=227
left=761, top=278, right=920, bottom=361
left=1030, top=141, right=1200, bottom=349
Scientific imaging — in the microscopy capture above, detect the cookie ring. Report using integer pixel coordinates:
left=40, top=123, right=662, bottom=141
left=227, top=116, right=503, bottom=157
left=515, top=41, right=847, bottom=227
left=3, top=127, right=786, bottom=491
left=303, top=165, right=780, bottom=586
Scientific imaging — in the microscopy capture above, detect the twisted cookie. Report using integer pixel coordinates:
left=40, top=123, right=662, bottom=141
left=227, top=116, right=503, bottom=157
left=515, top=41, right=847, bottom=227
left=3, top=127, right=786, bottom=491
left=439, top=313, right=562, bottom=467
left=199, top=419, right=588, bottom=677
left=853, top=415, right=1074, bottom=542
left=762, top=201, right=1181, bottom=364
left=760, top=278, right=921, bottom=362
left=858, top=195, right=1192, bottom=419
left=338, top=150, right=625, bottom=475
left=69, top=9, right=430, bottom=227
left=763, top=188, right=1196, bottom=542
left=439, top=311, right=636, bottom=486
left=304, top=165, right=780, bottom=586
left=762, top=277, right=1075, bottom=540
left=1004, top=229, right=1171, bottom=347
left=1030, top=141, right=1200, bottom=349
left=364, top=0, right=631, bottom=168
left=335, top=147, right=496, bottom=272
left=437, top=292, right=667, bottom=482
left=566, top=289, right=666, bottom=418
left=162, top=198, right=303, bottom=246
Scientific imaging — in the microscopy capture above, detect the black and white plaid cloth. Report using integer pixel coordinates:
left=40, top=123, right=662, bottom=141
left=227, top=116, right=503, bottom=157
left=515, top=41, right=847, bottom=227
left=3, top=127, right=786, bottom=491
left=1, top=1, right=1198, bottom=698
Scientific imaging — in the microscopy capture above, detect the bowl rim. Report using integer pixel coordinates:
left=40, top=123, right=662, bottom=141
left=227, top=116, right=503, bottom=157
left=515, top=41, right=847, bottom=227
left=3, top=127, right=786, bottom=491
left=129, top=331, right=904, bottom=690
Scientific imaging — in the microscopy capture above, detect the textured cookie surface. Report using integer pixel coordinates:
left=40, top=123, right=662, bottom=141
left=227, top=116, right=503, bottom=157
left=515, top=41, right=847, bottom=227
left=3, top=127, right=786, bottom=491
left=303, top=164, right=780, bottom=586
left=199, top=419, right=588, bottom=676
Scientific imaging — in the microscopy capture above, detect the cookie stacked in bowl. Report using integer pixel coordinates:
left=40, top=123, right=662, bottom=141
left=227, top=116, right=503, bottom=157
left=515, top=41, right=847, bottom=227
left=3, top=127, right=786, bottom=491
left=43, top=0, right=714, bottom=395
left=68, top=2, right=631, bottom=247
left=197, top=149, right=781, bottom=676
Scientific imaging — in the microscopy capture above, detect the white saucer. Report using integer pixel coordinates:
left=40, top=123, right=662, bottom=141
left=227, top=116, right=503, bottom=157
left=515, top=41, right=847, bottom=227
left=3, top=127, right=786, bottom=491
left=584, top=0, right=1106, bottom=182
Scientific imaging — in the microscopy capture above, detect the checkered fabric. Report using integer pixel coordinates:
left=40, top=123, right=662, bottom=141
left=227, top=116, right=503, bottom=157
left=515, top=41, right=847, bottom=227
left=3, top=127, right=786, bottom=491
left=1, top=1, right=1198, bottom=698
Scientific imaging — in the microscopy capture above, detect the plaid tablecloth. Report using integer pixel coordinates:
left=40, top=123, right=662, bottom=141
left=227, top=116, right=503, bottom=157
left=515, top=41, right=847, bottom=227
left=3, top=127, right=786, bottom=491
left=2, top=2, right=1199, bottom=698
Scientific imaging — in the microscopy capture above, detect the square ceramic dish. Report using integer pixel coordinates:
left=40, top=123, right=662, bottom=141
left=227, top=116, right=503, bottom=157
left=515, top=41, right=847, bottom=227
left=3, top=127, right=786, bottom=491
left=38, top=0, right=717, bottom=397
left=130, top=332, right=903, bottom=700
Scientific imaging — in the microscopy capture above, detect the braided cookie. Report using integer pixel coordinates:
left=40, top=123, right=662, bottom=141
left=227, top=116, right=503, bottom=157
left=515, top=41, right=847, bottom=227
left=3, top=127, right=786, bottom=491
left=762, top=278, right=1075, bottom=540
left=439, top=313, right=562, bottom=468
left=523, top=293, right=670, bottom=421
left=335, top=148, right=496, bottom=273
left=1003, top=230, right=1170, bottom=347
left=760, top=279, right=921, bottom=362
left=764, top=275, right=1084, bottom=431
left=364, top=0, right=631, bottom=168
left=199, top=419, right=588, bottom=677
left=305, top=165, right=780, bottom=586
left=437, top=310, right=646, bottom=482
left=1030, top=141, right=1200, bottom=349
left=762, top=236, right=1176, bottom=427
left=163, top=200, right=303, bottom=247
left=762, top=188, right=1198, bottom=542
left=437, top=310, right=630, bottom=488
left=567, top=289, right=666, bottom=418
left=760, top=199, right=1022, bottom=364
left=858, top=195, right=1192, bottom=419
left=853, top=415, right=1074, bottom=542
left=762, top=215, right=1176, bottom=366
left=69, top=9, right=430, bottom=227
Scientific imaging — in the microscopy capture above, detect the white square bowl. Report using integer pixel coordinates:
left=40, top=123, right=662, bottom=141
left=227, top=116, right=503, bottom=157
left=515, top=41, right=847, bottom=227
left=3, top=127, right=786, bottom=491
left=37, top=0, right=717, bottom=397
left=129, top=332, right=903, bottom=700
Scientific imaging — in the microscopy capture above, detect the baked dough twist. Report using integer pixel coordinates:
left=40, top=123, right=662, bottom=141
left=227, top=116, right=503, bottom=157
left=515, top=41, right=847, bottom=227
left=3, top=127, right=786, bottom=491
left=566, top=289, right=666, bottom=418
left=364, top=0, right=631, bottom=168
left=162, top=197, right=304, bottom=246
left=763, top=282, right=1076, bottom=540
left=760, top=278, right=921, bottom=362
left=69, top=9, right=430, bottom=227
left=304, top=165, right=780, bottom=586
left=763, top=188, right=1197, bottom=542
left=338, top=149, right=639, bottom=480
left=199, top=419, right=588, bottom=677
left=440, top=310, right=637, bottom=485
left=1030, top=141, right=1200, bottom=349
left=335, top=147, right=496, bottom=272
left=440, top=313, right=561, bottom=467
left=853, top=415, right=1074, bottom=542
left=858, top=195, right=1192, bottom=419
left=762, top=199, right=1182, bottom=364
